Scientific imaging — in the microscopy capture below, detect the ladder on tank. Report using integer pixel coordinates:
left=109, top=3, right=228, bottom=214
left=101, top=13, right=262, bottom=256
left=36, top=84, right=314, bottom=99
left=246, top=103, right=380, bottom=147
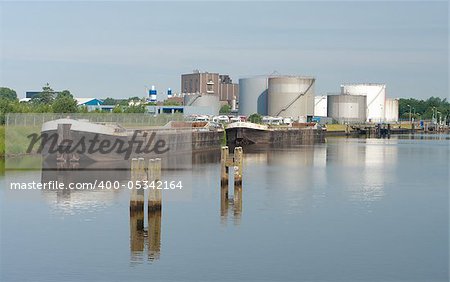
left=275, top=79, right=315, bottom=117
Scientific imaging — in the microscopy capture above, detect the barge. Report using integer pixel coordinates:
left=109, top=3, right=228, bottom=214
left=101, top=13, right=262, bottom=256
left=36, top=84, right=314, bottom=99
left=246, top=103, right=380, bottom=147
left=39, top=118, right=223, bottom=164
left=226, top=122, right=325, bottom=146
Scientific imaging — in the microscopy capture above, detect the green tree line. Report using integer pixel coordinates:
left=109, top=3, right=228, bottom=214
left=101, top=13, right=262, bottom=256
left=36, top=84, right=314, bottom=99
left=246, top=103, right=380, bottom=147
left=398, top=97, right=449, bottom=121
left=0, top=85, right=148, bottom=124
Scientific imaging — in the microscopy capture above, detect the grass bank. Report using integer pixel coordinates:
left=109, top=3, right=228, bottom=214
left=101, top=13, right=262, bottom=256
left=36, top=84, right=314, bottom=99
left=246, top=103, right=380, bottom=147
left=325, top=124, right=348, bottom=132
left=0, top=125, right=4, bottom=158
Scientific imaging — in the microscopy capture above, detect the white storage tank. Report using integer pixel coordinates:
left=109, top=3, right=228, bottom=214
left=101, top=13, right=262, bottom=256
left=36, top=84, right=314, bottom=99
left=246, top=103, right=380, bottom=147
left=341, top=83, right=386, bottom=123
left=183, top=93, right=220, bottom=115
left=268, top=76, right=315, bottom=118
left=314, top=95, right=327, bottom=117
left=385, top=98, right=399, bottom=122
left=327, top=94, right=367, bottom=124
left=238, top=76, right=269, bottom=116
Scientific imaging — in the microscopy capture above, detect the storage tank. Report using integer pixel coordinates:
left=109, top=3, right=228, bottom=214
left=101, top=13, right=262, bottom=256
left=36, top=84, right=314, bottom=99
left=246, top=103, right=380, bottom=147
left=385, top=98, right=399, bottom=122
left=183, top=93, right=220, bottom=115
left=327, top=94, right=367, bottom=124
left=238, top=76, right=269, bottom=116
left=314, top=95, right=327, bottom=117
left=149, top=85, right=157, bottom=102
left=340, top=83, right=386, bottom=123
left=268, top=76, right=315, bottom=118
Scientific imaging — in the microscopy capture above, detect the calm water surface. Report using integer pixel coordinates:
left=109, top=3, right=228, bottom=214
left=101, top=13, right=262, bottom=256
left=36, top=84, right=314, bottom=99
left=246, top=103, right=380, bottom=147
left=1, top=135, right=449, bottom=282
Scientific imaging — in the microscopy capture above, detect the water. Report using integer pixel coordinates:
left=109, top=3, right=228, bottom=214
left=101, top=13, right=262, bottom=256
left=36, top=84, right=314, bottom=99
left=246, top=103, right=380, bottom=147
left=1, top=135, right=449, bottom=282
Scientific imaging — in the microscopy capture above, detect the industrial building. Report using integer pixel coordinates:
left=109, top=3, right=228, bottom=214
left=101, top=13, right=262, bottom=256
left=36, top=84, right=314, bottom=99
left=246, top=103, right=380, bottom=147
left=340, top=83, right=386, bottom=123
left=327, top=94, right=367, bottom=124
left=181, top=70, right=239, bottom=105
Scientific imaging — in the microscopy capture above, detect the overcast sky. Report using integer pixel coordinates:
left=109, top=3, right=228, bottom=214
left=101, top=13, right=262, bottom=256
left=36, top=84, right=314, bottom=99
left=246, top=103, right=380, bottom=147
left=0, top=1, right=448, bottom=100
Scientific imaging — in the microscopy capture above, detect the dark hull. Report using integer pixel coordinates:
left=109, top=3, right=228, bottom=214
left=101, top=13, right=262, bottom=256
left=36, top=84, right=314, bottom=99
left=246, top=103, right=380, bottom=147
left=226, top=127, right=271, bottom=146
left=226, top=127, right=325, bottom=146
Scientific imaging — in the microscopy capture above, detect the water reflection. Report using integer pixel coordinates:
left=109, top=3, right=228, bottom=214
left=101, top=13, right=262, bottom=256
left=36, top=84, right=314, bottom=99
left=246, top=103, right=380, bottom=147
left=129, top=209, right=162, bottom=263
left=239, top=138, right=400, bottom=210
left=40, top=161, right=129, bottom=214
left=130, top=210, right=145, bottom=261
left=220, top=184, right=242, bottom=225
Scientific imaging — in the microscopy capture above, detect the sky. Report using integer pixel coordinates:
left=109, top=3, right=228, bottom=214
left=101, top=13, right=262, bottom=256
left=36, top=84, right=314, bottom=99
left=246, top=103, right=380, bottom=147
left=0, top=1, right=448, bottom=100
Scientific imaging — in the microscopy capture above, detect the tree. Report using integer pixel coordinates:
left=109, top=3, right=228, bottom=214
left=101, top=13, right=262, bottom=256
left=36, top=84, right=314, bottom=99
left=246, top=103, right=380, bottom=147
left=163, top=100, right=181, bottom=106
left=248, top=113, right=262, bottom=123
left=124, top=105, right=146, bottom=113
left=219, top=104, right=231, bottom=114
left=0, top=99, right=16, bottom=124
left=32, top=83, right=55, bottom=104
left=56, top=90, right=73, bottom=99
left=52, top=90, right=78, bottom=113
left=103, top=97, right=117, bottom=105
left=0, top=87, right=18, bottom=101
left=112, top=105, right=123, bottom=113
left=78, top=106, right=89, bottom=113
left=399, top=97, right=449, bottom=120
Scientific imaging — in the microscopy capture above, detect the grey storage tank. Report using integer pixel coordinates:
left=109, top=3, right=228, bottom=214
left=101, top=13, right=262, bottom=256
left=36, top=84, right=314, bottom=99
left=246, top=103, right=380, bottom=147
left=238, top=76, right=269, bottom=116
left=327, top=94, right=366, bottom=124
left=268, top=76, right=315, bottom=118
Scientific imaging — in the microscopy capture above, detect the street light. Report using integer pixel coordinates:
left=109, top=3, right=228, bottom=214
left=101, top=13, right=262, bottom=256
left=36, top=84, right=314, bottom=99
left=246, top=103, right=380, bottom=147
left=407, top=104, right=412, bottom=126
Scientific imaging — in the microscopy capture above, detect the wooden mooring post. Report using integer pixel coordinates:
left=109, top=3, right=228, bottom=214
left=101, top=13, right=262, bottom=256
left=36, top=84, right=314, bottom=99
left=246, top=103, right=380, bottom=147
left=130, top=157, right=162, bottom=212
left=220, top=146, right=243, bottom=224
left=220, top=146, right=243, bottom=187
left=130, top=157, right=163, bottom=261
left=130, top=158, right=145, bottom=212
left=148, top=158, right=162, bottom=212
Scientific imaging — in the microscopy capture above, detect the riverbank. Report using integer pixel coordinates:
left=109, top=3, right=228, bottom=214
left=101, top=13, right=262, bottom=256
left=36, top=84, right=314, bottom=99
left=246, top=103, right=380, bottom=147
left=0, top=126, right=4, bottom=158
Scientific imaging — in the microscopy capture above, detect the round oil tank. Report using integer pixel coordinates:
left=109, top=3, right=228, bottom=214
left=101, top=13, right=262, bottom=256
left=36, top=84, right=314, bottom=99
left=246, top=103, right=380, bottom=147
left=238, top=76, right=268, bottom=116
left=314, top=95, right=328, bottom=117
left=327, top=94, right=367, bottom=124
left=385, top=98, right=399, bottom=122
left=341, top=83, right=386, bottom=123
left=268, top=76, right=315, bottom=118
left=184, top=93, right=220, bottom=115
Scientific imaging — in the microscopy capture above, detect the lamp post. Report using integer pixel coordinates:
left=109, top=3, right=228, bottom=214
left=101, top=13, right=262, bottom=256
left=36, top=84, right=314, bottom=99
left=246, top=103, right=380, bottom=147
left=432, top=107, right=436, bottom=123
left=407, top=104, right=412, bottom=128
